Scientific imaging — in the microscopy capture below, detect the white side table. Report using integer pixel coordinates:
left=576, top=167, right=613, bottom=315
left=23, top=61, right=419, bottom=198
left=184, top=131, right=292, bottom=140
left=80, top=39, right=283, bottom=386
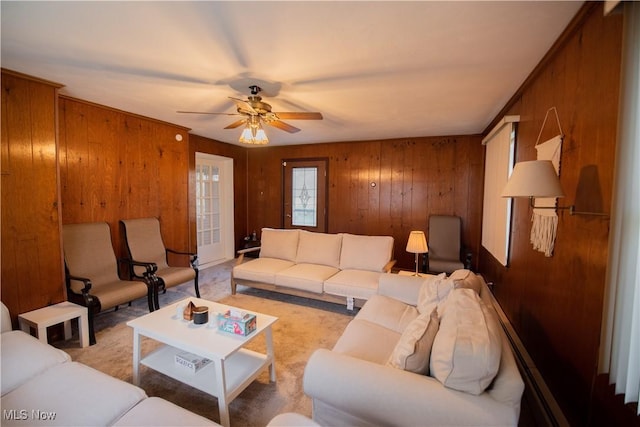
left=18, top=301, right=89, bottom=348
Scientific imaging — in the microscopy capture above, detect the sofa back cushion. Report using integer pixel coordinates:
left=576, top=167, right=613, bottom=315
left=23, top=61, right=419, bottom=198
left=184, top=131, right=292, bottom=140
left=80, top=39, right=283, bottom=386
left=339, top=234, right=394, bottom=272
left=430, top=288, right=502, bottom=395
left=296, top=231, right=342, bottom=268
left=260, top=228, right=300, bottom=262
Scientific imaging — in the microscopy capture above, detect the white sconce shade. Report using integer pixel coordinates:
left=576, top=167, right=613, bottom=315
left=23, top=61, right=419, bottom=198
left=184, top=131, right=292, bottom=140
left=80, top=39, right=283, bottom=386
left=406, top=231, right=428, bottom=253
left=501, top=160, right=565, bottom=198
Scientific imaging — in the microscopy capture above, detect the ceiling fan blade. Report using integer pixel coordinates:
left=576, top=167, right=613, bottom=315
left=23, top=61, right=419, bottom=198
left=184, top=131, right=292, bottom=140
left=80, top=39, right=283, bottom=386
left=229, top=97, right=257, bottom=115
left=268, top=120, right=301, bottom=133
left=274, top=112, right=323, bottom=120
left=224, top=119, right=247, bottom=129
left=177, top=111, right=240, bottom=116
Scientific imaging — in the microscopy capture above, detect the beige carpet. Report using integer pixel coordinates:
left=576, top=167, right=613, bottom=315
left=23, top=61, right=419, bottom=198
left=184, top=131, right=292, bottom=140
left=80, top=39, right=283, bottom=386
left=57, top=260, right=355, bottom=426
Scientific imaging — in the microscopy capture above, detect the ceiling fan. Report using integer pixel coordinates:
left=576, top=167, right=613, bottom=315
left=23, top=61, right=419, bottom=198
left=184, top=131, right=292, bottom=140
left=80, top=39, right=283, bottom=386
left=178, top=85, right=322, bottom=143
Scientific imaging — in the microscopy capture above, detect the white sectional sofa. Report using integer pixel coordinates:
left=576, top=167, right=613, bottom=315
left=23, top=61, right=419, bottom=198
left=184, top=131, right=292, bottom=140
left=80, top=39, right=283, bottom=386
left=303, top=270, right=525, bottom=427
left=232, top=228, right=396, bottom=308
left=0, top=302, right=218, bottom=427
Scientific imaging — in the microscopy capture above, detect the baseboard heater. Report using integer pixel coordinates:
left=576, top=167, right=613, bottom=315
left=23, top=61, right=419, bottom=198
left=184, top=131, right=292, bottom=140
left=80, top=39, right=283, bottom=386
left=487, top=288, right=570, bottom=427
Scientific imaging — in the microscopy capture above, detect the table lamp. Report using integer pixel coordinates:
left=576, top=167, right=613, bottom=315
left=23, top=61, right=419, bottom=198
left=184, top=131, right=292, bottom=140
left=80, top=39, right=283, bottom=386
left=406, top=231, right=428, bottom=276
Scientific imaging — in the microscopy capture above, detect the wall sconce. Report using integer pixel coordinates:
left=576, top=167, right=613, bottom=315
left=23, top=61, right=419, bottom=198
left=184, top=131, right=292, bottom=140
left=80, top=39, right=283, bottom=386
left=406, top=231, right=428, bottom=276
left=501, top=160, right=607, bottom=216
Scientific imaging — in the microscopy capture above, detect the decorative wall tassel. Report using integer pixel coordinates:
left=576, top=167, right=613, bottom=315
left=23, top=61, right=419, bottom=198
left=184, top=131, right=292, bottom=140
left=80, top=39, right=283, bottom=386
left=530, top=213, right=558, bottom=257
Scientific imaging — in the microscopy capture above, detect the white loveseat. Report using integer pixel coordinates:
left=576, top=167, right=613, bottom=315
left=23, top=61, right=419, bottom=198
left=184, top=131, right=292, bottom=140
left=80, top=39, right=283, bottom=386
left=0, top=302, right=218, bottom=427
left=232, top=228, right=395, bottom=308
left=303, top=270, right=525, bottom=426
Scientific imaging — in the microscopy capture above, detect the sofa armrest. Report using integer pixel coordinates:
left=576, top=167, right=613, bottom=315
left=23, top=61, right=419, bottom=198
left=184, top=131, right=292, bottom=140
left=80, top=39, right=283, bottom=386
left=303, top=349, right=519, bottom=427
left=235, top=246, right=261, bottom=265
left=377, top=273, right=425, bottom=305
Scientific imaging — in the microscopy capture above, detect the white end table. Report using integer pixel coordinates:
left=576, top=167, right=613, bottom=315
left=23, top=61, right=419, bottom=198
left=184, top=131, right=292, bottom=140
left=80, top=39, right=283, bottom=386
left=18, top=301, right=89, bottom=348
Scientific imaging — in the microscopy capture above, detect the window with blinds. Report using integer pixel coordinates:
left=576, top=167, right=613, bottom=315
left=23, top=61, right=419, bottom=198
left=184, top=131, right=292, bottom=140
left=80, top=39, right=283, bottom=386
left=481, top=116, right=519, bottom=266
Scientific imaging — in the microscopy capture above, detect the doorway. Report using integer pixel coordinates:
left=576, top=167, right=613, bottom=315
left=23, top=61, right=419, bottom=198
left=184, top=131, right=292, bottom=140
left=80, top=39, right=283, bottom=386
left=195, top=153, right=234, bottom=268
left=283, top=158, right=328, bottom=233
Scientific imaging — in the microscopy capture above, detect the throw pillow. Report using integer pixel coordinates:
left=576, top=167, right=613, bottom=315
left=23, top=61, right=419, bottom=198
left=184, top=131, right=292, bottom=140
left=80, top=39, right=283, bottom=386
left=449, top=269, right=483, bottom=295
left=429, top=288, right=502, bottom=395
left=416, top=272, right=451, bottom=314
left=386, top=307, right=439, bottom=375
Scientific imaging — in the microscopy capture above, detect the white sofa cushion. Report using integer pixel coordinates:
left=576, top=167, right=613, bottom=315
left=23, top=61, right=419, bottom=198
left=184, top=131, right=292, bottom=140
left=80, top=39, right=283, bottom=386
left=333, top=319, right=400, bottom=364
left=355, top=295, right=418, bottom=334
left=113, top=397, right=215, bottom=426
left=339, top=234, right=394, bottom=272
left=260, top=228, right=300, bottom=262
left=1, top=331, right=71, bottom=396
left=296, top=231, right=342, bottom=268
left=275, top=263, right=340, bottom=294
left=233, top=258, right=296, bottom=285
left=416, top=272, right=451, bottom=314
left=387, top=307, right=439, bottom=374
left=323, top=269, right=381, bottom=300
left=430, top=288, right=502, bottom=395
left=1, top=361, right=146, bottom=426
left=452, top=270, right=484, bottom=295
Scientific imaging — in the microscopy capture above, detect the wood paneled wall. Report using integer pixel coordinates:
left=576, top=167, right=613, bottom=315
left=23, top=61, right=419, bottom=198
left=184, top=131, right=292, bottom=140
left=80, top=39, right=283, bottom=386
left=244, top=136, right=484, bottom=270
left=189, top=134, right=248, bottom=253
left=58, top=97, right=193, bottom=267
left=478, top=4, right=627, bottom=425
left=1, top=70, right=65, bottom=321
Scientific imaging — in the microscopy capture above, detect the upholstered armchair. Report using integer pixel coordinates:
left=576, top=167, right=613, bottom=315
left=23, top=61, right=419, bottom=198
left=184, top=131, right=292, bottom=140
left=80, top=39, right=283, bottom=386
left=62, top=222, right=156, bottom=344
left=425, top=215, right=471, bottom=274
left=120, top=217, right=199, bottom=310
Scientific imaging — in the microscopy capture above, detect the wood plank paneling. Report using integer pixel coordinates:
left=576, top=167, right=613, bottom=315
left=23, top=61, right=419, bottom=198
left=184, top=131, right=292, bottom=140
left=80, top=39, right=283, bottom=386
left=244, top=135, right=484, bottom=270
left=58, top=97, right=192, bottom=267
left=1, top=70, right=65, bottom=322
left=478, top=4, right=627, bottom=425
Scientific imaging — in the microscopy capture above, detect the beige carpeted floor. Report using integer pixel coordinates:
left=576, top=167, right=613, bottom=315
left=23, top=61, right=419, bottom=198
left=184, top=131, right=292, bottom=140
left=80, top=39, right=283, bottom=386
left=56, top=260, right=356, bottom=426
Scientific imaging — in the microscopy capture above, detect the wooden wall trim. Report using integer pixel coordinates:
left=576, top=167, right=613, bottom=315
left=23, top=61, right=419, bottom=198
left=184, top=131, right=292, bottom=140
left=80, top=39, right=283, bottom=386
left=1, top=67, right=64, bottom=89
left=59, top=94, right=191, bottom=132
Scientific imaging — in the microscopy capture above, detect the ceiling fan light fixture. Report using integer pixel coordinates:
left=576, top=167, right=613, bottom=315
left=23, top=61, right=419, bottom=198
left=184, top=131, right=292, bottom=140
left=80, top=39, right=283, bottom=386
left=239, top=119, right=269, bottom=145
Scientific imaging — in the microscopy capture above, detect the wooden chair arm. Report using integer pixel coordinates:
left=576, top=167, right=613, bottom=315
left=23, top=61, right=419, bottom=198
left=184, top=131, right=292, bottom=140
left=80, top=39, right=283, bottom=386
left=383, top=259, right=397, bottom=273
left=235, top=246, right=261, bottom=265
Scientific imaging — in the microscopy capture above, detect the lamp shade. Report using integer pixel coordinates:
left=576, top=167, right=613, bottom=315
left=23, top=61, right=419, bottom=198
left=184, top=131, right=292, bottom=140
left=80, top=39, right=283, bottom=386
left=501, top=160, right=565, bottom=198
left=406, top=231, right=428, bottom=254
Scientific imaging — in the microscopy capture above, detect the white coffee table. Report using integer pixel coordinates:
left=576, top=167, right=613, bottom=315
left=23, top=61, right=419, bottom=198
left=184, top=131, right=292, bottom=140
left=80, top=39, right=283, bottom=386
left=127, top=298, right=278, bottom=427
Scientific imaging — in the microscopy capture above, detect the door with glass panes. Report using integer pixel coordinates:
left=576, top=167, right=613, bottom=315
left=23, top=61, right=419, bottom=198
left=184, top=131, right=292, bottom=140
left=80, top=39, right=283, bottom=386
left=283, top=159, right=327, bottom=232
left=196, top=153, right=233, bottom=266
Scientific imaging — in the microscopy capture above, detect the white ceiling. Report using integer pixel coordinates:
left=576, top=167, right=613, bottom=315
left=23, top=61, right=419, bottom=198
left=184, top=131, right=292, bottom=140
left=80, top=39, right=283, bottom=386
left=1, top=1, right=583, bottom=147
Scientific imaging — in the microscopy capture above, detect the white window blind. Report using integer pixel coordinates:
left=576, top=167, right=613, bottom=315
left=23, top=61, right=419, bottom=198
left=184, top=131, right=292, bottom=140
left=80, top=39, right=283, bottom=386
left=599, top=1, right=640, bottom=414
left=481, top=116, right=519, bottom=266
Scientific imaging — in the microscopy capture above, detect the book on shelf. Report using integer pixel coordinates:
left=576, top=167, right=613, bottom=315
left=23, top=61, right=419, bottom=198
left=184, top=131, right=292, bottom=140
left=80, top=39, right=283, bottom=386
left=174, top=350, right=211, bottom=373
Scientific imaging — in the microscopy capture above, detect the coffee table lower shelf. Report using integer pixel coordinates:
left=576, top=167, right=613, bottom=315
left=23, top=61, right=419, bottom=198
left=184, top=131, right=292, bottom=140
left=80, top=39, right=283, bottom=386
left=141, top=345, right=270, bottom=400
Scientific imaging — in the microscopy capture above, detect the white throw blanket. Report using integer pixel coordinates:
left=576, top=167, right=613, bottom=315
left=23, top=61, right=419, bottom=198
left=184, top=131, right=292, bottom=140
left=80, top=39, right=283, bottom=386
left=531, top=135, right=562, bottom=257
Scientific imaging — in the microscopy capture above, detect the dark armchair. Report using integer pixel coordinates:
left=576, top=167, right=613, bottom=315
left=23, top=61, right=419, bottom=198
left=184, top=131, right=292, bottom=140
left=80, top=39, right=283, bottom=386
left=425, top=215, right=472, bottom=274
left=120, top=217, right=199, bottom=310
left=62, top=222, right=156, bottom=345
